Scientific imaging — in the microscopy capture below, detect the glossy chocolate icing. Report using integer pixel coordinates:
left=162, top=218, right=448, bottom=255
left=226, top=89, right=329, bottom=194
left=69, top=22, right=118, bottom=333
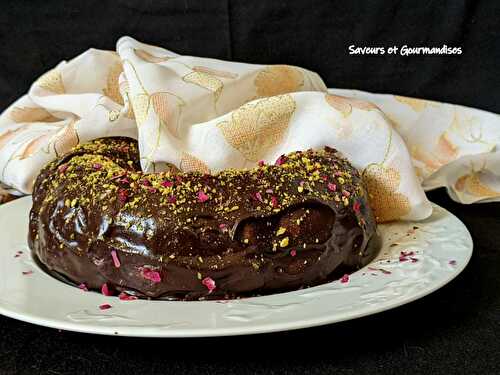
left=28, top=137, right=378, bottom=300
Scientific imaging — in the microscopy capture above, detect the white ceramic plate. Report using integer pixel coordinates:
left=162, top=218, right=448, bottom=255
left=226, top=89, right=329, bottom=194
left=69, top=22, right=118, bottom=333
left=0, top=197, right=472, bottom=337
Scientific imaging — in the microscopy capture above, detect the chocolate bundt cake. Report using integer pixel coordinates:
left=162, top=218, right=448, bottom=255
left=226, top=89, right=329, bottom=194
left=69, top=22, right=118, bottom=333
left=28, top=137, right=378, bottom=300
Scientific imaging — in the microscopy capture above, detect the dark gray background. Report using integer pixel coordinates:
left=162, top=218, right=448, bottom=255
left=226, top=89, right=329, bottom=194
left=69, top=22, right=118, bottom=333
left=0, top=1, right=499, bottom=374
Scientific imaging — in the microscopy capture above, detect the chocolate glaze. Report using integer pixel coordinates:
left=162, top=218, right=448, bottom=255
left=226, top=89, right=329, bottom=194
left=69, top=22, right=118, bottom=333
left=28, top=137, right=379, bottom=300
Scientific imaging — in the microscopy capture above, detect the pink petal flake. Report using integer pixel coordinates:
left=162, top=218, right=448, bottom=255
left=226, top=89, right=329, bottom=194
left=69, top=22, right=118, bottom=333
left=327, top=183, right=337, bottom=192
left=197, top=190, right=209, bottom=203
left=93, top=163, right=102, bottom=170
left=258, top=160, right=265, bottom=167
left=142, top=267, right=162, bottom=283
left=265, top=188, right=274, bottom=194
left=202, top=277, right=216, bottom=293
left=99, top=304, right=112, bottom=310
left=168, top=195, right=177, bottom=204
left=111, top=250, right=121, bottom=268
left=342, top=190, right=351, bottom=197
left=271, top=196, right=279, bottom=208
left=275, top=155, right=285, bottom=165
left=400, top=251, right=415, bottom=257
left=353, top=201, right=361, bottom=213
left=141, top=179, right=151, bottom=186
left=118, top=177, right=130, bottom=185
left=101, top=283, right=113, bottom=296
left=449, top=260, right=457, bottom=266
left=254, top=192, right=263, bottom=202
left=118, top=189, right=129, bottom=204
left=78, top=283, right=89, bottom=292
left=290, top=249, right=297, bottom=257
left=118, top=292, right=138, bottom=301
left=340, top=274, right=350, bottom=283
left=161, top=180, right=173, bottom=188
left=58, top=164, right=69, bottom=174
left=22, top=270, right=34, bottom=276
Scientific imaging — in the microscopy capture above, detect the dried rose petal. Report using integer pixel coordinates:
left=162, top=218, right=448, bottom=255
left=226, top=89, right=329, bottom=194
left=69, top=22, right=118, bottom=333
left=275, top=156, right=285, bottom=165
left=258, top=160, right=265, bottom=167
left=271, top=196, right=279, bottom=208
left=219, top=223, right=227, bottom=230
left=148, top=188, right=157, bottom=193
left=101, top=283, right=113, bottom=296
left=111, top=250, right=121, bottom=268
left=197, top=191, right=209, bottom=203
left=265, top=188, right=274, bottom=194
left=342, top=190, right=351, bottom=197
left=22, top=270, right=34, bottom=275
left=118, top=189, right=129, bottom=204
left=93, top=163, right=102, bottom=170
left=340, top=274, right=349, bottom=283
left=168, top=195, right=177, bottom=204
left=118, top=292, right=138, bottom=301
left=353, top=201, right=361, bottom=213
left=327, top=183, right=337, bottom=192
left=58, top=164, right=69, bottom=174
left=202, top=277, right=216, bottom=293
left=78, top=283, right=89, bottom=292
left=400, top=251, right=415, bottom=257
left=142, top=267, right=162, bottom=283
left=410, top=257, right=419, bottom=263
left=290, top=249, right=297, bottom=257
left=99, top=304, right=112, bottom=310
left=161, top=181, right=173, bottom=188
left=141, top=179, right=151, bottom=186
left=118, top=177, right=130, bottom=185
left=254, top=192, right=263, bottom=202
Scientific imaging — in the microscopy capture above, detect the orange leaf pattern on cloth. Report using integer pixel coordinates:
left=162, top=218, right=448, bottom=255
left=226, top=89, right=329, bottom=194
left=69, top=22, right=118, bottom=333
left=217, top=94, right=296, bottom=161
left=183, top=71, right=224, bottom=102
left=395, top=96, right=428, bottom=112
left=18, top=134, right=53, bottom=160
left=131, top=93, right=150, bottom=127
left=103, top=62, right=124, bottom=105
left=0, top=128, right=24, bottom=149
left=254, top=65, right=304, bottom=98
left=34, top=69, right=65, bottom=94
left=151, top=92, right=185, bottom=137
left=363, top=164, right=411, bottom=222
left=455, top=169, right=500, bottom=198
left=325, top=93, right=379, bottom=116
left=9, top=107, right=60, bottom=123
left=134, top=49, right=171, bottom=63
left=53, top=120, right=80, bottom=157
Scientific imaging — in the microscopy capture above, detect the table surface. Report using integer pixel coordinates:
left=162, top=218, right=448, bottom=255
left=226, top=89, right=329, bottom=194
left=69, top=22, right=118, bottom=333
left=1, top=1, right=499, bottom=374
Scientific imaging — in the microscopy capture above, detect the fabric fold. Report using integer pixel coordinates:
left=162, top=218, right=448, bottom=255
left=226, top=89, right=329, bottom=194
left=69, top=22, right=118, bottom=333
left=0, top=36, right=498, bottom=222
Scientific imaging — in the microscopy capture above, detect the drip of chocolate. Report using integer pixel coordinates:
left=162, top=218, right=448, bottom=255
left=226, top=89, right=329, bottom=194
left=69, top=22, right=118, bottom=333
left=28, top=137, right=379, bottom=300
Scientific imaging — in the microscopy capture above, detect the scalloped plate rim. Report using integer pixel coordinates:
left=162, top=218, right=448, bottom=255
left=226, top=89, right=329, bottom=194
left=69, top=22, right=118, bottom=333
left=0, top=197, right=472, bottom=337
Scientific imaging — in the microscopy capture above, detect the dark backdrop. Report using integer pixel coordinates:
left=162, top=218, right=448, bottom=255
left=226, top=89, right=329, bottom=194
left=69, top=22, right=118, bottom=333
left=0, top=1, right=499, bottom=374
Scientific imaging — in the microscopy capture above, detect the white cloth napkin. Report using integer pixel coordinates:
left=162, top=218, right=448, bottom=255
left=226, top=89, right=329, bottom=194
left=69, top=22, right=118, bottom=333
left=1, top=36, right=499, bottom=222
